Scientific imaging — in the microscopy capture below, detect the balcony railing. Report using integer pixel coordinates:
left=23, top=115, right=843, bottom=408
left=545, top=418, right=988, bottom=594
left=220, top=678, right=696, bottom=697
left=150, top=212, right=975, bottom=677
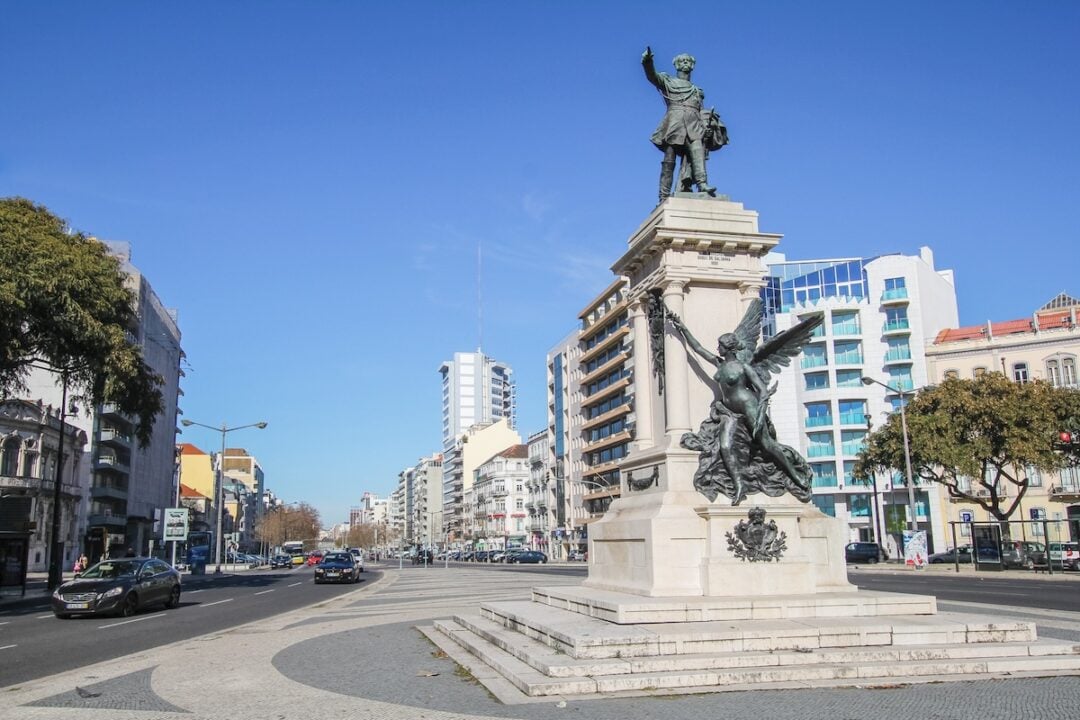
left=837, top=412, right=866, bottom=426
left=801, top=355, right=828, bottom=369
left=881, top=288, right=909, bottom=302
left=805, top=415, right=833, bottom=428
left=884, top=349, right=913, bottom=363
left=807, top=446, right=836, bottom=458
left=883, top=319, right=911, bottom=333
left=812, top=475, right=838, bottom=488
left=833, top=352, right=864, bottom=366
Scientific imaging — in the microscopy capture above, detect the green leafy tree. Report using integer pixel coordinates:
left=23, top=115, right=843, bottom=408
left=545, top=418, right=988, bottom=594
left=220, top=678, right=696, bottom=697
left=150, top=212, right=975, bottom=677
left=855, top=374, right=1080, bottom=536
left=0, top=197, right=163, bottom=445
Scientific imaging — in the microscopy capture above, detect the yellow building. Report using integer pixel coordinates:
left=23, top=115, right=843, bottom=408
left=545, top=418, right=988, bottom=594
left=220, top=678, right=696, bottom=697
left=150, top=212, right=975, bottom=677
left=925, top=293, right=1080, bottom=545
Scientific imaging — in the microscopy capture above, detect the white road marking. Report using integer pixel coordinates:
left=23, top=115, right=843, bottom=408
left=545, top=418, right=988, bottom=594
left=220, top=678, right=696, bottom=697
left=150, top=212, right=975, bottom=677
left=36, top=614, right=54, bottom=619
left=199, top=598, right=233, bottom=608
left=0, top=621, right=10, bottom=626
left=0, top=644, right=16, bottom=650
left=287, top=582, right=302, bottom=587
left=98, top=615, right=162, bottom=630
left=254, top=589, right=274, bottom=596
left=187, top=589, right=204, bottom=594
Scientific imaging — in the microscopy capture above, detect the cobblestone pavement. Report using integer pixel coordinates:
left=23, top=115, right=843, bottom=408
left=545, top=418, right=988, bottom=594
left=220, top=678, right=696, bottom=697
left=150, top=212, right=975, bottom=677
left=2, top=565, right=1080, bottom=720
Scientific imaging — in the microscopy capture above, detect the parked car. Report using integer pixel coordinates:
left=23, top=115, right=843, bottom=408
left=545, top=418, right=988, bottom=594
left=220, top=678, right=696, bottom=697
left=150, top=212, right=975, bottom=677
left=305, top=551, right=325, bottom=567
left=844, top=542, right=883, bottom=564
left=568, top=550, right=586, bottom=561
left=1001, top=540, right=1045, bottom=569
left=1047, top=542, right=1080, bottom=570
left=347, top=547, right=365, bottom=572
left=508, top=551, right=548, bottom=564
left=473, top=550, right=490, bottom=562
left=313, top=553, right=360, bottom=584
left=929, top=546, right=973, bottom=564
left=270, top=554, right=292, bottom=569
left=52, top=557, right=181, bottom=619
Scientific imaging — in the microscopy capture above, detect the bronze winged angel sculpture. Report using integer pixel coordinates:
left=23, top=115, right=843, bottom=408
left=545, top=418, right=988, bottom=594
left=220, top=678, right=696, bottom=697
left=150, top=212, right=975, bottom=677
left=666, top=299, right=823, bottom=505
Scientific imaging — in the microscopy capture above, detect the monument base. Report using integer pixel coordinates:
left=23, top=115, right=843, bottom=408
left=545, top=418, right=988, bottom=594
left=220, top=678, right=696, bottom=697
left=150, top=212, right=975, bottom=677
left=428, top=586, right=1080, bottom=700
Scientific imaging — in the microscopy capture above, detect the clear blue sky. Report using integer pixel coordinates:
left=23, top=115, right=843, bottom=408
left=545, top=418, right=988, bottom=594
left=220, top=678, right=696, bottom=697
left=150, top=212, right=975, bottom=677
left=3, top=2, right=1078, bottom=524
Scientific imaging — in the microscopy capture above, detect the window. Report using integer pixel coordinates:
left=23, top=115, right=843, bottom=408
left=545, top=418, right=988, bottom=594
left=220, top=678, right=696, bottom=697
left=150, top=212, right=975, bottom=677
left=944, top=370, right=959, bottom=380
left=972, top=366, right=987, bottom=378
left=805, top=402, right=832, bottom=427
left=1047, top=356, right=1077, bottom=388
left=1, top=438, right=19, bottom=477
left=806, top=432, right=835, bottom=458
left=833, top=340, right=863, bottom=365
left=842, top=460, right=860, bottom=485
left=812, top=495, right=836, bottom=516
left=884, top=307, right=909, bottom=332
left=831, top=311, right=860, bottom=336
left=1013, top=362, right=1029, bottom=384
left=810, top=462, right=837, bottom=487
left=801, top=344, right=827, bottom=369
left=887, top=366, right=913, bottom=391
left=1065, top=358, right=1077, bottom=387
left=805, top=372, right=829, bottom=391
left=885, top=337, right=911, bottom=362
left=841, top=431, right=866, bottom=456
left=1027, top=467, right=1042, bottom=487
left=838, top=399, right=867, bottom=426
left=882, top=277, right=908, bottom=301
left=849, top=494, right=871, bottom=518
left=836, top=369, right=863, bottom=388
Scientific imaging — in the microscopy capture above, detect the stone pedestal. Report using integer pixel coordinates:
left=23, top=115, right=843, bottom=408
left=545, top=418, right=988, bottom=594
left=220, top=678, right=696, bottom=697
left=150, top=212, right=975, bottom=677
left=585, top=196, right=850, bottom=598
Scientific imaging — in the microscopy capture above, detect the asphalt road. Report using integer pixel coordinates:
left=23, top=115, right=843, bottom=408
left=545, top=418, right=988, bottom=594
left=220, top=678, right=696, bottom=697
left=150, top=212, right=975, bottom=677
left=0, top=564, right=380, bottom=688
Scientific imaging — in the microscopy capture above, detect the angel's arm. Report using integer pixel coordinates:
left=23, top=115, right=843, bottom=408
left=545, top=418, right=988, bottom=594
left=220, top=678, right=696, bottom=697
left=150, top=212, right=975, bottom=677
left=668, top=312, right=719, bottom=365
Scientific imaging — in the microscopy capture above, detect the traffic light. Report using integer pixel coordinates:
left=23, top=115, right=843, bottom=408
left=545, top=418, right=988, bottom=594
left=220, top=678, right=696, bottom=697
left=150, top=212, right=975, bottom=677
left=1056, top=430, right=1078, bottom=449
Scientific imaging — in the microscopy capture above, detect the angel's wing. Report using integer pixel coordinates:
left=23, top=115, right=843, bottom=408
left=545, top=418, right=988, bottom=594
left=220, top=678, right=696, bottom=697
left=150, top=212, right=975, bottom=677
left=751, top=312, right=824, bottom=379
left=732, top=299, right=764, bottom=364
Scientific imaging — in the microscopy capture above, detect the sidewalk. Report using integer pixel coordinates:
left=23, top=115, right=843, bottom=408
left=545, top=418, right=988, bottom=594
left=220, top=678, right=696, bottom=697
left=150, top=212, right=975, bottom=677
left=2, top=563, right=1079, bottom=720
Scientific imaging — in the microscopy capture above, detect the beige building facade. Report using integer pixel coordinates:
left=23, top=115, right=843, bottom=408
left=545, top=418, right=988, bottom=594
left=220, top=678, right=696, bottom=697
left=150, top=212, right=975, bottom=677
left=926, top=293, right=1080, bottom=544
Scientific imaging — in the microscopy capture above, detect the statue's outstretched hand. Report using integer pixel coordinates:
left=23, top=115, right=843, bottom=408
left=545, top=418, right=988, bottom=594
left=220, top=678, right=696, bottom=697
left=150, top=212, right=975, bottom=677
left=642, top=46, right=654, bottom=62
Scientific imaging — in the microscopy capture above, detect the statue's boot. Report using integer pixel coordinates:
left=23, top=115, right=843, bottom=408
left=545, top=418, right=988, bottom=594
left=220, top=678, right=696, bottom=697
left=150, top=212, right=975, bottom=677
left=689, top=144, right=716, bottom=196
left=658, top=160, right=676, bottom=204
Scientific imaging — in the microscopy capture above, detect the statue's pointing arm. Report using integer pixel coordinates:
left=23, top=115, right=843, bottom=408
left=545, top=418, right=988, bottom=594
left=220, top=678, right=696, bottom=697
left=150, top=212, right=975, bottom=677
left=642, top=46, right=662, bottom=89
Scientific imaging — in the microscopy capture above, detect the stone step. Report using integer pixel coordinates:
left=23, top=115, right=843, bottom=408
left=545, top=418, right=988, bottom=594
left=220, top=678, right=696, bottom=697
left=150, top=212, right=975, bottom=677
left=480, top=600, right=1037, bottom=659
left=532, top=585, right=937, bottom=623
left=433, top=617, right=1080, bottom=697
left=451, top=611, right=1077, bottom=677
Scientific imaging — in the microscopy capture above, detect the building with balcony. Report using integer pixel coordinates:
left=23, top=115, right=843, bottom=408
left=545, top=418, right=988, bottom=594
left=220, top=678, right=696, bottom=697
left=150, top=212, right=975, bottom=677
left=525, top=430, right=557, bottom=553
left=408, top=454, right=443, bottom=549
left=0, top=399, right=89, bottom=573
left=763, top=247, right=958, bottom=552
left=925, top=292, right=1080, bottom=542
left=472, top=445, right=529, bottom=551
left=21, top=241, right=183, bottom=562
left=441, top=419, right=521, bottom=544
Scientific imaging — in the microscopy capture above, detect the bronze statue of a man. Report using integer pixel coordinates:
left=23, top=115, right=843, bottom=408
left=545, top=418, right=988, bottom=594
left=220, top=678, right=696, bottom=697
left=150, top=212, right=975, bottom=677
left=642, top=46, right=723, bottom=204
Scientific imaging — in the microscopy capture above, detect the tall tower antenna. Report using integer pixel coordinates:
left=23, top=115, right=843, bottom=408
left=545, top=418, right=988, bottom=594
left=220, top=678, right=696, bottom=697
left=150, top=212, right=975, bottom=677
left=477, top=237, right=484, bottom=354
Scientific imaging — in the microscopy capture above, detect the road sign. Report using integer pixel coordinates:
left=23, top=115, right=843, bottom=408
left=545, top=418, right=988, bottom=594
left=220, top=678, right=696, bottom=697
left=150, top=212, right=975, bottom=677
left=959, top=510, right=974, bottom=523
left=163, top=508, right=189, bottom=542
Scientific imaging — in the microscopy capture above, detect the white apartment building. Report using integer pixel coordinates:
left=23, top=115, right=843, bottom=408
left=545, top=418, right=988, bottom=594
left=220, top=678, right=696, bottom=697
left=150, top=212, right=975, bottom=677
left=473, top=445, right=529, bottom=551
left=20, top=240, right=182, bottom=564
left=763, top=247, right=959, bottom=553
left=439, top=351, right=516, bottom=451
left=409, top=454, right=443, bottom=548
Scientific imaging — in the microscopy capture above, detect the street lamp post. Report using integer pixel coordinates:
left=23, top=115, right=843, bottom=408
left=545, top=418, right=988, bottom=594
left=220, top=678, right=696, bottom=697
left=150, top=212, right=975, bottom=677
left=47, top=370, right=78, bottom=591
left=181, top=419, right=267, bottom=574
left=861, top=377, right=917, bottom=533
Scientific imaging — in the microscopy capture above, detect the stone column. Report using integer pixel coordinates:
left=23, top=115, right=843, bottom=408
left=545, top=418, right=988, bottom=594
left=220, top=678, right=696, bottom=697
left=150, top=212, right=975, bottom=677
left=662, top=281, right=691, bottom=444
left=628, top=297, right=655, bottom=451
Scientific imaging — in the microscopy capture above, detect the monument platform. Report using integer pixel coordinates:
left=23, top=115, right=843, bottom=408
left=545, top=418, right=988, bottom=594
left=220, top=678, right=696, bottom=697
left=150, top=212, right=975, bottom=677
left=428, top=588, right=1080, bottom=698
